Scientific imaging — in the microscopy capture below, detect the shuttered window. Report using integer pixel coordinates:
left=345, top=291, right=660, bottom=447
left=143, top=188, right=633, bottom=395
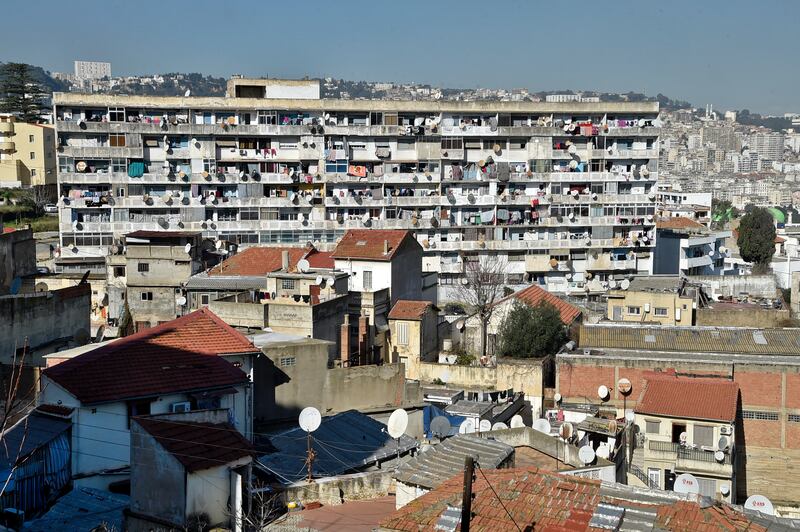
left=397, top=322, right=409, bottom=346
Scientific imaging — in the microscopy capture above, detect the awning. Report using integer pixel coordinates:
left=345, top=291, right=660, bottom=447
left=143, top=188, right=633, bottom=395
left=216, top=140, right=237, bottom=148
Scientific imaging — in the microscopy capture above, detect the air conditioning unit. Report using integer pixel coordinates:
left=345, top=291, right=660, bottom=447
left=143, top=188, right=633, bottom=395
left=170, top=401, right=191, bottom=413
left=720, top=425, right=732, bottom=436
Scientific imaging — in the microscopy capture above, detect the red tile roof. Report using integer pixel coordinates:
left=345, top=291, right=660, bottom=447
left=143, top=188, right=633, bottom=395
left=331, top=230, right=414, bottom=261
left=388, top=300, right=437, bottom=321
left=656, top=217, right=707, bottom=230
left=134, top=417, right=253, bottom=473
left=42, top=308, right=256, bottom=405
left=496, top=285, right=582, bottom=324
left=305, top=249, right=335, bottom=269
left=2, top=227, right=15, bottom=234
left=635, top=373, right=739, bottom=422
left=208, top=246, right=307, bottom=276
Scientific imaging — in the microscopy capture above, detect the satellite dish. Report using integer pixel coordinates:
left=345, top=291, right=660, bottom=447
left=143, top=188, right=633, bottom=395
left=459, top=418, right=476, bottom=434
left=297, top=259, right=310, bottom=273
left=533, top=419, right=551, bottom=434
left=491, top=422, right=508, bottom=431
left=674, top=473, right=699, bottom=494
left=559, top=422, right=574, bottom=440
left=184, top=89, right=191, bottom=97
left=361, top=212, right=370, bottom=224
left=175, top=296, right=187, bottom=306
left=326, top=276, right=335, bottom=287
left=617, top=378, right=632, bottom=396
left=157, top=217, right=168, bottom=229
left=430, top=416, right=451, bottom=439
left=215, top=239, right=224, bottom=249
left=9, top=277, right=22, bottom=295
left=720, top=484, right=730, bottom=496
left=554, top=393, right=562, bottom=403
left=73, top=328, right=90, bottom=345
left=714, top=450, right=725, bottom=463
left=625, top=410, right=635, bottom=423
left=744, top=495, right=774, bottom=516
left=718, top=436, right=730, bottom=451
left=598, top=385, right=610, bottom=400
left=387, top=408, right=409, bottom=439
left=578, top=445, right=596, bottom=465
left=184, top=243, right=192, bottom=253
left=596, top=444, right=611, bottom=460
left=620, top=279, right=631, bottom=290
left=315, top=275, right=323, bottom=285
left=35, top=282, right=48, bottom=292
left=298, top=407, right=322, bottom=433
left=679, top=432, right=688, bottom=444
left=479, top=419, right=492, bottom=433
left=510, top=415, right=524, bottom=428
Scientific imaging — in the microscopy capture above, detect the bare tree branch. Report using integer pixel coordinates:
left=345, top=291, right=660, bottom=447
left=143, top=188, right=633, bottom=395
left=454, top=255, right=507, bottom=359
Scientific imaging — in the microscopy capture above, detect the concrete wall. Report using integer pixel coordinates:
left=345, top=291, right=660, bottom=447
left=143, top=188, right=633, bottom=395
left=606, top=290, right=694, bottom=325
left=652, top=231, right=682, bottom=275
left=0, top=228, right=36, bottom=293
left=0, top=284, right=91, bottom=364
left=209, top=298, right=267, bottom=328
left=281, top=470, right=394, bottom=506
left=696, top=306, right=790, bottom=328
left=690, top=274, right=777, bottom=300
left=186, top=459, right=250, bottom=528
left=390, top=242, right=424, bottom=305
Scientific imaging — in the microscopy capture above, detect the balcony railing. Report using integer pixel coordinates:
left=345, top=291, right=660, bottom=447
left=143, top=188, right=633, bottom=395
left=647, top=440, right=732, bottom=465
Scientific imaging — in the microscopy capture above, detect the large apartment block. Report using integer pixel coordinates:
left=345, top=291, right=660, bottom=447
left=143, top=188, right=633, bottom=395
left=53, top=79, right=659, bottom=300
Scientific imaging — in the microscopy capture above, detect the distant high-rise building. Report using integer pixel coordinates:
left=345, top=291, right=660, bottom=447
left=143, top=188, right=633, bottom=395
left=73, top=60, right=111, bottom=81
left=749, top=131, right=785, bottom=164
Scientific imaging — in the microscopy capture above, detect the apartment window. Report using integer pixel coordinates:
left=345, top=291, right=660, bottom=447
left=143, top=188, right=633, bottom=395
left=647, top=468, right=660, bottom=489
left=363, top=271, right=373, bottom=291
left=742, top=410, right=779, bottom=421
left=788, top=414, right=800, bottom=423
left=482, top=139, right=507, bottom=150
left=240, top=208, right=259, bottom=221
left=441, top=137, right=463, bottom=151
left=111, top=158, right=126, bottom=173
left=28, top=134, right=34, bottom=142
left=200, top=294, right=210, bottom=305
left=645, top=420, right=660, bottom=434
left=693, top=425, right=714, bottom=447
left=627, top=306, right=641, bottom=315
left=113, top=266, right=125, bottom=277
left=697, top=478, right=716, bottom=498
left=127, top=399, right=151, bottom=428
left=203, top=158, right=216, bottom=173
left=138, top=263, right=150, bottom=273
left=369, top=112, right=383, bottom=125
left=279, top=356, right=296, bottom=367
left=653, top=307, right=669, bottom=317
left=509, top=138, right=527, bottom=150
left=140, top=292, right=153, bottom=301
left=281, top=279, right=295, bottom=290
left=29, top=152, right=35, bottom=160
left=30, top=169, right=37, bottom=177
left=109, top=133, right=126, bottom=147
left=109, top=107, right=125, bottom=122
left=396, top=322, right=409, bottom=346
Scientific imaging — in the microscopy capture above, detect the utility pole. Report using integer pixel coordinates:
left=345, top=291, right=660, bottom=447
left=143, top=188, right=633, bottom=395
left=305, top=432, right=316, bottom=483
left=461, top=456, right=474, bottom=532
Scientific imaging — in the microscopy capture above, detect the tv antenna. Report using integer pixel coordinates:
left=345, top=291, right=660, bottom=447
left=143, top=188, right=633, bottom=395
left=298, top=406, right=321, bottom=483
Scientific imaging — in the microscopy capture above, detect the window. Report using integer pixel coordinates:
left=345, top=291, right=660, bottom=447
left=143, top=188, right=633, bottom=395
left=111, top=158, right=126, bottom=173
left=109, top=107, right=125, bottom=122
left=653, top=307, right=669, bottom=317
left=789, top=414, right=800, bottom=423
left=441, top=137, right=463, bottom=150
left=281, top=279, right=295, bottom=290
left=28, top=134, right=34, bottom=142
left=363, top=270, right=373, bottom=291
left=627, top=306, right=641, bottom=315
left=109, top=133, right=126, bottom=147
left=696, top=477, right=716, bottom=498
left=127, top=399, right=151, bottom=427
left=693, top=425, right=714, bottom=447
left=240, top=208, right=259, bottom=221
left=200, top=294, right=210, bottom=305
left=742, top=410, right=779, bottom=421
left=396, top=322, right=409, bottom=346
left=138, top=262, right=150, bottom=273
left=645, top=420, right=660, bottom=434
left=279, top=356, right=296, bottom=367
left=113, top=266, right=125, bottom=277
left=647, top=468, right=660, bottom=489
left=29, top=152, right=35, bottom=160
left=140, top=292, right=153, bottom=301
left=30, top=169, right=37, bottom=177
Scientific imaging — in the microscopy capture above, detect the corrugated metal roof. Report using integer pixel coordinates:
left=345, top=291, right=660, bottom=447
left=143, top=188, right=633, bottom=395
left=23, top=487, right=128, bottom=532
left=185, top=272, right=266, bottom=290
left=0, top=411, right=71, bottom=470
left=394, top=435, right=513, bottom=489
left=579, top=323, right=800, bottom=355
left=258, top=410, right=417, bottom=484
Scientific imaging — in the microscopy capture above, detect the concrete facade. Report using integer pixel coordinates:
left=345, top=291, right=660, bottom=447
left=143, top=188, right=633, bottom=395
left=0, top=227, right=36, bottom=294
left=387, top=306, right=439, bottom=380
left=0, top=117, right=57, bottom=188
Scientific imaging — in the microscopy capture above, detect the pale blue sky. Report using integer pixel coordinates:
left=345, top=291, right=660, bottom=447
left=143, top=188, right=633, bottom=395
left=2, top=0, right=797, bottom=114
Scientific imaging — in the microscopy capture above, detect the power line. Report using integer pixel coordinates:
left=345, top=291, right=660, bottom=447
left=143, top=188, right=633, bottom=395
left=475, top=463, right=523, bottom=532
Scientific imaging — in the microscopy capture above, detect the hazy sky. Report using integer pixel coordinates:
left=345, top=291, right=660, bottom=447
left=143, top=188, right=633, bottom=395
left=2, top=0, right=797, bottom=114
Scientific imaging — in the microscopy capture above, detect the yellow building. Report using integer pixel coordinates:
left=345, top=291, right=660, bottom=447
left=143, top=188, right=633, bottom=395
left=387, top=300, right=440, bottom=380
left=0, top=115, right=57, bottom=188
left=606, top=275, right=698, bottom=325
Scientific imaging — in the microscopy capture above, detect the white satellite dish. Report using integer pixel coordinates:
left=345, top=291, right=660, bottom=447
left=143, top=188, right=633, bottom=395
left=620, top=279, right=631, bottom=290
left=184, top=89, right=191, bottom=97
left=674, top=473, right=699, bottom=494
left=459, top=418, right=476, bottom=434
left=175, top=296, right=187, bottom=306
left=533, top=419, right=551, bottom=434
left=326, top=276, right=335, bottom=287
left=479, top=419, right=492, bottom=433
left=491, top=422, right=508, bottom=431
left=361, top=212, right=370, bottom=224
left=625, top=409, right=635, bottom=423
left=387, top=408, right=409, bottom=439
left=714, top=450, right=726, bottom=463
left=315, top=275, right=324, bottom=285
left=578, top=445, right=596, bottom=465
left=297, top=259, right=310, bottom=273
left=596, top=444, right=611, bottom=460
left=744, top=495, right=774, bottom=516
left=554, top=393, right=562, bottom=403
left=299, top=407, right=322, bottom=433
left=720, top=484, right=730, bottom=497
left=215, top=239, right=224, bottom=249
left=510, top=415, right=524, bottom=429
left=184, top=243, right=192, bottom=253
left=430, top=416, right=451, bottom=439
left=598, top=385, right=610, bottom=400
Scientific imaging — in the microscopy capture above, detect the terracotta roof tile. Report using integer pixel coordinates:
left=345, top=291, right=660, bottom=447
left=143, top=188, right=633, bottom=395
left=656, top=217, right=707, bottom=230
left=208, top=246, right=307, bottom=276
left=305, top=249, right=335, bottom=269
left=496, top=285, right=582, bottom=324
left=635, top=374, right=739, bottom=422
left=134, top=417, right=253, bottom=472
left=42, top=308, right=255, bottom=404
left=331, top=229, right=414, bottom=261
left=388, top=300, right=437, bottom=320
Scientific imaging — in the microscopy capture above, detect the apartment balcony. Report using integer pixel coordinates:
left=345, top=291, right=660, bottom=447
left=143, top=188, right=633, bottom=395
left=0, top=122, right=14, bottom=134
left=436, top=238, right=614, bottom=252
left=646, top=440, right=733, bottom=478
left=442, top=194, right=496, bottom=206
left=388, top=195, right=440, bottom=207
left=587, top=254, right=638, bottom=271
left=56, top=121, right=318, bottom=137
left=0, top=141, right=15, bottom=152
left=320, top=125, right=404, bottom=137
left=494, top=125, right=659, bottom=138
left=324, top=196, right=385, bottom=208
left=604, top=148, right=658, bottom=159
left=440, top=261, right=464, bottom=274
left=383, top=172, right=440, bottom=184
left=682, top=255, right=713, bottom=270
left=60, top=146, right=143, bottom=159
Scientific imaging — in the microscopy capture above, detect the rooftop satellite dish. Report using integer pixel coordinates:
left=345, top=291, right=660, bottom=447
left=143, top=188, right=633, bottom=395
left=491, top=422, right=508, bottom=431
left=744, top=495, right=774, bottom=516
left=157, top=217, right=168, bottom=229
left=617, top=378, right=632, bottom=396
left=184, top=89, right=191, bottom=97
left=620, top=279, right=631, bottom=290
left=510, top=415, right=524, bottom=429
left=184, top=243, right=192, bottom=254
left=674, top=473, right=699, bottom=494
left=326, top=276, right=335, bottom=287
left=430, top=416, right=451, bottom=439
left=74, top=328, right=90, bottom=345
left=387, top=408, right=409, bottom=439
left=578, top=445, right=596, bottom=465
left=679, top=432, right=688, bottom=444
left=533, top=419, right=551, bottom=434
left=596, top=444, right=611, bottom=460
left=459, top=418, right=476, bottom=434
left=215, top=239, right=224, bottom=250
left=9, top=277, right=22, bottom=295
left=315, top=275, right=323, bottom=285
left=625, top=410, right=635, bottom=423
left=559, top=422, right=574, bottom=440
left=35, top=282, right=48, bottom=292
left=361, top=212, right=370, bottom=224
left=299, top=406, right=322, bottom=433
left=297, top=259, right=310, bottom=273
left=175, top=296, right=187, bottom=306
left=479, top=419, right=492, bottom=433
left=720, top=484, right=730, bottom=497
left=598, top=385, right=610, bottom=400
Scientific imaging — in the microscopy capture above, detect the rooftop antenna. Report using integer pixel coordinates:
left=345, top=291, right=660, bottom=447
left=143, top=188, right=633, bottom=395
left=298, top=406, right=321, bottom=483
left=430, top=416, right=451, bottom=441
left=387, top=408, right=408, bottom=468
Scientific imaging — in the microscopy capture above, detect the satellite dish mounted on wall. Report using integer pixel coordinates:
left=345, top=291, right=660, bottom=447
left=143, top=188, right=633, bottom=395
left=674, top=473, right=699, bottom=494
left=744, top=495, right=774, bottom=516
left=578, top=445, right=596, bottom=465
left=459, top=418, right=476, bottom=434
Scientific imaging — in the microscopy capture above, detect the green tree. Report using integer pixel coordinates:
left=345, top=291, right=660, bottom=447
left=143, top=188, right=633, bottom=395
left=0, top=63, right=48, bottom=122
left=737, top=207, right=776, bottom=273
left=711, top=198, right=738, bottom=229
left=497, top=301, right=567, bottom=359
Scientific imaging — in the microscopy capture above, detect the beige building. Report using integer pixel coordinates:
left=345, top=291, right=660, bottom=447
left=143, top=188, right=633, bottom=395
left=387, top=300, right=440, bottom=380
left=606, top=275, right=698, bottom=325
left=0, top=116, right=57, bottom=189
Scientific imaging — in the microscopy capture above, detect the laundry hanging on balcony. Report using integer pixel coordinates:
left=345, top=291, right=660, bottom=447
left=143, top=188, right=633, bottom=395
left=127, top=161, right=145, bottom=177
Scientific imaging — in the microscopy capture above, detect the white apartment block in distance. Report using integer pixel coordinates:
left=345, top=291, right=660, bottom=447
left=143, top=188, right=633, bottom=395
left=52, top=78, right=660, bottom=301
left=74, top=60, right=111, bottom=81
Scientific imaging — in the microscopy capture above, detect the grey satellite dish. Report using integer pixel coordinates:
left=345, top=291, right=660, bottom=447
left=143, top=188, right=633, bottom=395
left=491, top=422, right=508, bottom=431
left=298, top=406, right=322, bottom=433
left=510, top=415, right=524, bottom=429
left=326, top=276, right=335, bottom=287
left=35, top=282, right=48, bottom=293
left=459, top=418, right=476, bottom=434
left=73, top=328, right=90, bottom=345
left=157, top=217, right=168, bottom=229
left=578, top=445, right=596, bottom=465
left=533, top=419, right=551, bottom=434
left=387, top=408, right=409, bottom=439
left=297, top=259, right=310, bottom=273
left=9, top=277, right=22, bottom=295
left=315, top=275, right=323, bottom=285
left=479, top=419, right=491, bottom=433
left=430, top=416, right=451, bottom=439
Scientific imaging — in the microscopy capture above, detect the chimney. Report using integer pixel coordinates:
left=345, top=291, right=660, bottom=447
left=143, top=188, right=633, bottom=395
left=340, top=314, right=351, bottom=367
left=281, top=250, right=289, bottom=271
left=383, top=239, right=389, bottom=255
